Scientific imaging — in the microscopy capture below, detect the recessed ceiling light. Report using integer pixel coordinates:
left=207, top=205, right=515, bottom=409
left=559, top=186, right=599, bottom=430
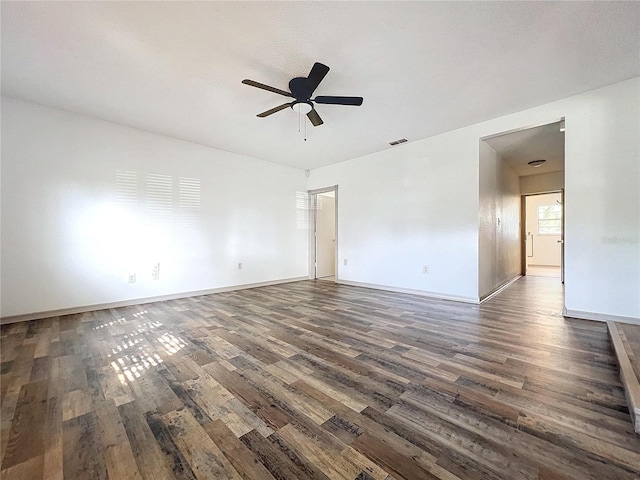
left=528, top=159, right=546, bottom=167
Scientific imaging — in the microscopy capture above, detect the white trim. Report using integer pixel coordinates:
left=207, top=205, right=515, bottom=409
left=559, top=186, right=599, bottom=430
left=308, top=186, right=338, bottom=195
left=522, top=190, right=563, bottom=197
left=0, top=276, right=308, bottom=325
left=479, top=275, right=522, bottom=303
left=337, top=279, right=478, bottom=304
left=563, top=308, right=640, bottom=325
left=334, top=187, right=339, bottom=283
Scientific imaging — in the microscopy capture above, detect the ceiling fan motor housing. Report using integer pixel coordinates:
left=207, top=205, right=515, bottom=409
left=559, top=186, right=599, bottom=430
left=289, top=77, right=313, bottom=101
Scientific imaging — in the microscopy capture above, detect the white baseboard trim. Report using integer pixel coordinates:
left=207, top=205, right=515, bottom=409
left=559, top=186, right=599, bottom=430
left=563, top=308, right=640, bottom=325
left=479, top=275, right=522, bottom=303
left=336, top=280, right=478, bottom=304
left=0, top=276, right=308, bottom=325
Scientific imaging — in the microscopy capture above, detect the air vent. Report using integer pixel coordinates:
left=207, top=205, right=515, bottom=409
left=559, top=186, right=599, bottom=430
left=389, top=138, right=408, bottom=146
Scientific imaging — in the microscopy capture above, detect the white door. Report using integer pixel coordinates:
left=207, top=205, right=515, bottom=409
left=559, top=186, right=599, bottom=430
left=309, top=187, right=338, bottom=281
left=315, top=193, right=336, bottom=278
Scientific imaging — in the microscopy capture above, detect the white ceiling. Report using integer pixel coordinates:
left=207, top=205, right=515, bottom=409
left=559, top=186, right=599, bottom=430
left=2, top=2, right=639, bottom=171
left=484, top=121, right=564, bottom=177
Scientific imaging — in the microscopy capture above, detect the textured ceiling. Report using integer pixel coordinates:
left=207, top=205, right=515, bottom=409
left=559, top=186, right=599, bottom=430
left=485, top=122, right=565, bottom=177
left=2, top=1, right=639, bottom=170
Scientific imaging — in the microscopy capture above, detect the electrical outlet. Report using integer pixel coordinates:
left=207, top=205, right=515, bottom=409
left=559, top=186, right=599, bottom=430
left=423, top=265, right=429, bottom=274
left=152, top=263, right=160, bottom=280
left=237, top=262, right=243, bottom=270
left=128, top=273, right=136, bottom=283
left=344, top=259, right=348, bottom=266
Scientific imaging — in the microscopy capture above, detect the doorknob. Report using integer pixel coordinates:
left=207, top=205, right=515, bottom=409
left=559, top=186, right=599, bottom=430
left=557, top=240, right=564, bottom=244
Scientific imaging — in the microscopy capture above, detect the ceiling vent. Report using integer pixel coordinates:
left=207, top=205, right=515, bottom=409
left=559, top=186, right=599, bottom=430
left=389, top=138, right=408, bottom=146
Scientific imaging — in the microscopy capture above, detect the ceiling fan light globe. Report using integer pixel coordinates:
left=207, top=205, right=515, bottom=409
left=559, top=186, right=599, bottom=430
left=292, top=102, right=313, bottom=115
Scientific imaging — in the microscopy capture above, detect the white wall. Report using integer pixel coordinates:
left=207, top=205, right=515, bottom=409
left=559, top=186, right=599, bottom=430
left=316, top=194, right=335, bottom=278
left=308, top=77, right=640, bottom=318
left=525, top=193, right=562, bottom=267
left=308, top=130, right=481, bottom=302
left=520, top=171, right=564, bottom=195
left=1, top=97, right=309, bottom=318
left=479, top=141, right=521, bottom=298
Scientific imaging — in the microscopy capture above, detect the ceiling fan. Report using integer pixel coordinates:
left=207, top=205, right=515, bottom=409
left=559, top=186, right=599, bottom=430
left=242, top=62, right=363, bottom=126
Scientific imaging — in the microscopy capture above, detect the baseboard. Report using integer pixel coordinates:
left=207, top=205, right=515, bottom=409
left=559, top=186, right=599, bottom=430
left=607, top=322, right=640, bottom=435
left=479, top=275, right=522, bottom=303
left=0, top=276, right=308, bottom=325
left=336, top=279, right=478, bottom=304
left=563, top=308, right=640, bottom=325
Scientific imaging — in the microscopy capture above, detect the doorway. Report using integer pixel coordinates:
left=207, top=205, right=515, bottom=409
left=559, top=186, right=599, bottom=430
left=480, top=118, right=566, bottom=305
left=309, top=186, right=337, bottom=281
left=523, top=191, right=564, bottom=281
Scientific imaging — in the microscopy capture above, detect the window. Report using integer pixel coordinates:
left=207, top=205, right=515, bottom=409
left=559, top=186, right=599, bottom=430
left=538, top=205, right=562, bottom=235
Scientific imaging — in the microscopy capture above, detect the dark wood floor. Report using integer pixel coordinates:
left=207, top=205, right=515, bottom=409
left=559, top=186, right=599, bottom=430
left=1, top=277, right=639, bottom=479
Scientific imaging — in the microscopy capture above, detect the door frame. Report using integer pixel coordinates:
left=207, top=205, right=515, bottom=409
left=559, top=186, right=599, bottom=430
left=308, top=185, right=338, bottom=281
left=521, top=190, right=564, bottom=282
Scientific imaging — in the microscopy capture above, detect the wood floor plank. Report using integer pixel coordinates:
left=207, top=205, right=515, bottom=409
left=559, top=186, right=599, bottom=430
left=61, top=389, right=92, bottom=422
left=42, top=396, right=63, bottom=480
left=204, top=361, right=293, bottom=431
left=162, top=408, right=242, bottom=480
left=230, top=355, right=335, bottom=425
left=95, top=400, right=143, bottom=480
left=62, top=412, right=108, bottom=480
left=278, top=422, right=378, bottom=480
left=1, top=379, right=48, bottom=470
left=1, top=277, right=638, bottom=479
left=0, top=454, right=43, bottom=480
left=297, top=382, right=443, bottom=473
left=350, top=431, right=438, bottom=480
left=118, top=401, right=187, bottom=480
left=203, top=419, right=277, bottom=480
left=239, top=429, right=330, bottom=480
